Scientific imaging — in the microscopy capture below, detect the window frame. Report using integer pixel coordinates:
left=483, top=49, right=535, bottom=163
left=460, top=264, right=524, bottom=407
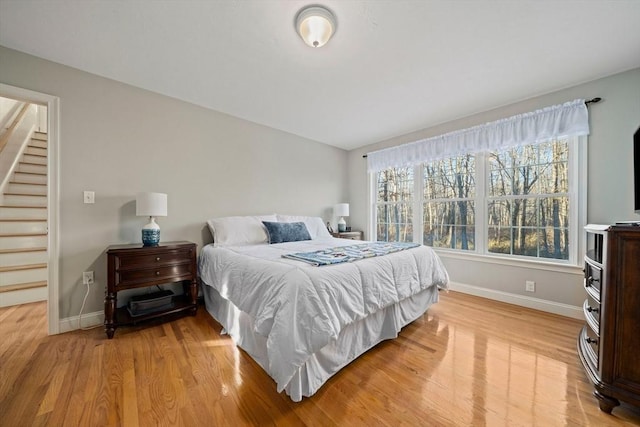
left=369, top=136, right=587, bottom=269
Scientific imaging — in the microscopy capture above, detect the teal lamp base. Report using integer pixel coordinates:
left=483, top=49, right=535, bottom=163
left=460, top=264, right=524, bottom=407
left=141, top=217, right=161, bottom=246
left=338, top=217, right=347, bottom=232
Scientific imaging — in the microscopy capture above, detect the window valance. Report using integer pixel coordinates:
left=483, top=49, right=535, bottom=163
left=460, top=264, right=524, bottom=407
left=367, top=99, right=589, bottom=172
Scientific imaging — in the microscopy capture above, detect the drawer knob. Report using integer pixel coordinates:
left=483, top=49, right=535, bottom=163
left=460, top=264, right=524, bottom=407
left=586, top=337, right=598, bottom=345
left=586, top=306, right=599, bottom=314
left=156, top=271, right=160, bottom=276
left=156, top=257, right=161, bottom=261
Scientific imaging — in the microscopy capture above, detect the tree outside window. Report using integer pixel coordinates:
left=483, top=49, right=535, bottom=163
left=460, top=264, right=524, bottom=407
left=376, top=167, right=413, bottom=243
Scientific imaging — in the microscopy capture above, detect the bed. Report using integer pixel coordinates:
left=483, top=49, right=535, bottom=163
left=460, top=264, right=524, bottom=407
left=198, top=214, right=449, bottom=402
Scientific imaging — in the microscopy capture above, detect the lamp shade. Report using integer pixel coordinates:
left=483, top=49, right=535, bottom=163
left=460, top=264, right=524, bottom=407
left=334, top=203, right=349, bottom=217
left=136, top=192, right=167, bottom=217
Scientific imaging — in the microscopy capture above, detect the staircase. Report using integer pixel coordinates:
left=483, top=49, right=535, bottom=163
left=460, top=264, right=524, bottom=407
left=0, top=131, right=48, bottom=307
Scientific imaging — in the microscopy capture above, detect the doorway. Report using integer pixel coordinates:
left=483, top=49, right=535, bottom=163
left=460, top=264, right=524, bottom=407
left=0, top=83, right=60, bottom=335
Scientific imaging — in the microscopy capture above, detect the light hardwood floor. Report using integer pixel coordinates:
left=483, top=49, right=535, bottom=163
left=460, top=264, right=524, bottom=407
left=1, top=291, right=639, bottom=426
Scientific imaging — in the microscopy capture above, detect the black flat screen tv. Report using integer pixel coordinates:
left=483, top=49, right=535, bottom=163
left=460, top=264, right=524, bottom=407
left=635, top=127, right=640, bottom=214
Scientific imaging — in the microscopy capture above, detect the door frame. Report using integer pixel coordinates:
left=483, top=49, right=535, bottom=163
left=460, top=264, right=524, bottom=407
left=0, top=83, right=60, bottom=335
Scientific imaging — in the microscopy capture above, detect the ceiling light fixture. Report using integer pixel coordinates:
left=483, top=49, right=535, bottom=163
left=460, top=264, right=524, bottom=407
left=295, top=5, right=337, bottom=48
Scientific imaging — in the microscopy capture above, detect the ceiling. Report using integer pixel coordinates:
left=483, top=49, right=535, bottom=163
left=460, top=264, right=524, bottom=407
left=1, top=1, right=639, bottom=151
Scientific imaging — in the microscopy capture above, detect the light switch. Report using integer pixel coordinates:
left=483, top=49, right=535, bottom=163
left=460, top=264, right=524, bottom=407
left=83, top=191, right=95, bottom=204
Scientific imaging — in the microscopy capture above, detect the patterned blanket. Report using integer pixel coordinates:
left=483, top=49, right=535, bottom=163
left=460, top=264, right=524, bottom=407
left=282, top=241, right=421, bottom=266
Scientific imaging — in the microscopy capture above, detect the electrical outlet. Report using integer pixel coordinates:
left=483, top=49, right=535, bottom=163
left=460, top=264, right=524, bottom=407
left=525, top=280, right=535, bottom=292
left=83, top=271, right=94, bottom=285
left=83, top=191, right=95, bottom=204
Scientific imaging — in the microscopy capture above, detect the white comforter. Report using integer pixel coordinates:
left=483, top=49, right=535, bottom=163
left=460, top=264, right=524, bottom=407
left=198, top=238, right=449, bottom=393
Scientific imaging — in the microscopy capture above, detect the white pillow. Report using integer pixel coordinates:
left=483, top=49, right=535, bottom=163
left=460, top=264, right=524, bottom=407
left=207, top=215, right=277, bottom=247
left=275, top=215, right=332, bottom=239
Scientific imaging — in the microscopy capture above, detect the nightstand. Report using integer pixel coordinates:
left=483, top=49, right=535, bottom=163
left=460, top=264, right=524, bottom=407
left=331, top=231, right=364, bottom=240
left=104, top=241, right=197, bottom=338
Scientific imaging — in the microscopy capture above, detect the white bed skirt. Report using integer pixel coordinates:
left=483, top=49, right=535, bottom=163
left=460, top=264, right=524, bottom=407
left=202, top=282, right=440, bottom=402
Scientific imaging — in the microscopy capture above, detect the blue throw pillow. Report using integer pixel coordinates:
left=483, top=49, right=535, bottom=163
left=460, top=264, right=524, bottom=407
left=262, top=221, right=311, bottom=244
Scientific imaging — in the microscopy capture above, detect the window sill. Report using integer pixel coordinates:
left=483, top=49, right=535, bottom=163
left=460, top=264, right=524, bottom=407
left=433, top=248, right=584, bottom=275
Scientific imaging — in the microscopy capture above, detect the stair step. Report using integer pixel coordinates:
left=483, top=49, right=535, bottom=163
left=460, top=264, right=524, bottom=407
left=0, top=232, right=47, bottom=237
left=17, top=163, right=47, bottom=174
left=0, top=263, right=47, bottom=273
left=0, top=206, right=47, bottom=219
left=0, top=266, right=47, bottom=286
left=25, top=146, right=47, bottom=156
left=0, top=246, right=47, bottom=253
left=0, top=204, right=47, bottom=209
left=0, top=280, right=47, bottom=294
left=22, top=154, right=47, bottom=165
left=3, top=193, right=46, bottom=197
left=29, top=140, right=47, bottom=149
left=8, top=181, right=46, bottom=186
left=19, top=161, right=45, bottom=166
left=12, top=172, right=47, bottom=184
left=6, top=182, right=47, bottom=195
left=0, top=219, right=47, bottom=234
left=0, top=248, right=47, bottom=266
left=2, top=194, right=47, bottom=207
left=32, top=132, right=47, bottom=140
left=0, top=233, right=47, bottom=249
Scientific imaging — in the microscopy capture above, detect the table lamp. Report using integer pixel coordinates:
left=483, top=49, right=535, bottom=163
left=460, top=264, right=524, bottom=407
left=334, top=203, right=349, bottom=232
left=136, top=192, right=167, bottom=246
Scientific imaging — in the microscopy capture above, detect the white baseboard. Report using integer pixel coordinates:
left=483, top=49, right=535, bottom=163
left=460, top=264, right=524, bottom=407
left=448, top=281, right=583, bottom=320
left=59, top=310, right=103, bottom=334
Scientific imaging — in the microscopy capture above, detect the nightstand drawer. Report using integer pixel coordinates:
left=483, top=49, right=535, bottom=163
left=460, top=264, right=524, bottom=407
left=116, top=248, right=193, bottom=269
left=331, top=231, right=364, bottom=240
left=116, top=263, right=192, bottom=288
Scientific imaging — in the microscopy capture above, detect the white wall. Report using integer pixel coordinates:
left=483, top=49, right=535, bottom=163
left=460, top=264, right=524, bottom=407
left=0, top=96, right=20, bottom=130
left=347, top=68, right=640, bottom=310
left=0, top=45, right=348, bottom=320
left=36, top=104, right=47, bottom=133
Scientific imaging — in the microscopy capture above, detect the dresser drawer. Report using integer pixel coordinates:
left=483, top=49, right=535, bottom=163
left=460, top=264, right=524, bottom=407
left=584, top=259, right=602, bottom=301
left=116, top=248, right=193, bottom=269
left=580, top=325, right=599, bottom=369
left=583, top=295, right=600, bottom=334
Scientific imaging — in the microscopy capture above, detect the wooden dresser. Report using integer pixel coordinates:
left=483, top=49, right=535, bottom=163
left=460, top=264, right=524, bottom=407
left=104, top=241, right=197, bottom=338
left=578, top=224, right=640, bottom=413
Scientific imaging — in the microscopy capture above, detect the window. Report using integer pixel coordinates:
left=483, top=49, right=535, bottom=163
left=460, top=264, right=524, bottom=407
left=373, top=137, right=581, bottom=264
left=376, top=167, right=413, bottom=242
left=423, top=154, right=476, bottom=250
left=487, top=140, right=570, bottom=260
